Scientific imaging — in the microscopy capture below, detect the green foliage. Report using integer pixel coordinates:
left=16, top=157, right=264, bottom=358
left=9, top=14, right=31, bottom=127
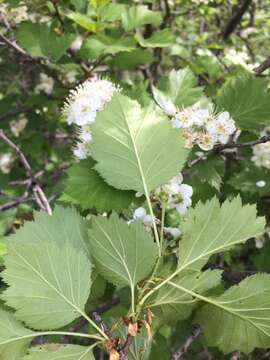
left=88, top=212, right=157, bottom=294
left=147, top=270, right=221, bottom=323
left=2, top=0, right=270, bottom=358
left=61, top=159, right=139, bottom=211
left=196, top=274, right=270, bottom=354
left=178, top=196, right=265, bottom=271
left=0, top=309, right=34, bottom=360
left=91, top=93, right=188, bottom=194
left=1, top=241, right=92, bottom=330
left=217, top=74, right=270, bottom=130
left=23, top=344, right=95, bottom=359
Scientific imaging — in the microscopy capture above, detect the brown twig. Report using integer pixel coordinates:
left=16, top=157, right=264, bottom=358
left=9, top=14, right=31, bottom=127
left=171, top=325, right=201, bottom=360
left=218, top=135, right=270, bottom=150
left=254, top=56, right=270, bottom=74
left=119, top=334, right=133, bottom=360
left=222, top=0, right=253, bottom=40
left=0, top=130, right=52, bottom=215
left=50, top=0, right=64, bottom=27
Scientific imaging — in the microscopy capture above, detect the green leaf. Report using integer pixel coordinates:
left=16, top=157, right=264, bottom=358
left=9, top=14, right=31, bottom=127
left=178, top=196, right=265, bottom=271
left=110, top=49, right=154, bottom=69
left=23, top=344, right=95, bottom=359
left=190, top=154, right=225, bottom=191
left=216, top=74, right=270, bottom=130
left=88, top=213, right=157, bottom=290
left=61, top=159, right=140, bottom=212
left=146, top=270, right=221, bottom=322
left=153, top=68, right=203, bottom=110
left=16, top=22, right=75, bottom=61
left=7, top=206, right=90, bottom=258
left=66, top=12, right=97, bottom=32
left=99, top=3, right=125, bottom=22
left=196, top=274, right=270, bottom=354
left=0, top=309, right=34, bottom=360
left=91, top=93, right=188, bottom=194
left=121, top=5, right=162, bottom=31
left=136, top=30, right=175, bottom=48
left=79, top=35, right=135, bottom=60
left=1, top=241, right=92, bottom=330
left=146, top=270, right=221, bottom=323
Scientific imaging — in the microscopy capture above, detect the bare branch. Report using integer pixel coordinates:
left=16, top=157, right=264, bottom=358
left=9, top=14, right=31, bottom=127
left=0, top=130, right=52, bottom=215
left=171, top=325, right=201, bottom=360
left=218, top=135, right=270, bottom=150
left=222, top=0, right=253, bottom=40
left=254, top=56, right=270, bottom=74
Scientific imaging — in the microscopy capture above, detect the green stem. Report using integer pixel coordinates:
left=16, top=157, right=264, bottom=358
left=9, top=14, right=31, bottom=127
left=80, top=311, right=109, bottom=340
left=145, top=192, right=161, bottom=257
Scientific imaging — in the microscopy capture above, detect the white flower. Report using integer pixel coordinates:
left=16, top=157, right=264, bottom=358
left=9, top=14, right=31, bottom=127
left=70, top=36, right=83, bottom=52
left=198, top=133, right=216, bottom=151
left=10, top=116, right=27, bottom=137
left=73, top=142, right=89, bottom=160
left=156, top=173, right=193, bottom=216
left=63, top=79, right=119, bottom=127
left=133, top=207, right=153, bottom=230
left=256, top=180, right=266, bottom=188
left=252, top=142, right=270, bottom=169
left=35, top=73, right=54, bottom=95
left=133, top=207, right=147, bottom=219
left=164, top=227, right=182, bottom=238
left=0, top=153, right=14, bottom=174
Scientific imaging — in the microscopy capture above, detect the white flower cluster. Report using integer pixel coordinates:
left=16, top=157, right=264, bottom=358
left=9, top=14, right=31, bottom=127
left=0, top=3, right=28, bottom=24
left=63, top=79, right=119, bottom=159
left=133, top=207, right=153, bottom=231
left=0, top=153, right=14, bottom=174
left=156, top=173, right=193, bottom=215
left=35, top=73, right=54, bottom=95
left=171, top=107, right=236, bottom=150
left=252, top=142, right=270, bottom=169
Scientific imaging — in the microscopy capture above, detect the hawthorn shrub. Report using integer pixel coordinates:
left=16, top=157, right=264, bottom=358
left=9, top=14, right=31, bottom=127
left=1, top=1, right=270, bottom=360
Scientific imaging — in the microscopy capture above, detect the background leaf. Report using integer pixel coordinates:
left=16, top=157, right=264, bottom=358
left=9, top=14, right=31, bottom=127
left=61, top=159, right=140, bottom=212
left=216, top=74, right=270, bottom=130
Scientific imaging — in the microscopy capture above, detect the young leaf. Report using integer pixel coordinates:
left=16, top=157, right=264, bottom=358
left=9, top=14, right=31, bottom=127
left=216, top=74, right=270, bottom=130
left=88, top=213, right=157, bottom=293
left=91, top=93, right=188, bottom=194
left=23, top=344, right=95, bottom=359
left=153, top=68, right=203, bottom=110
left=121, top=5, right=162, bottom=31
left=1, top=241, right=92, bottom=330
left=178, top=196, right=265, bottom=272
left=136, top=29, right=175, bottom=48
left=7, top=206, right=90, bottom=258
left=61, top=158, right=140, bottom=212
left=66, top=12, right=97, bottom=32
left=196, top=274, right=270, bottom=354
left=79, top=35, right=135, bottom=60
left=0, top=309, right=34, bottom=360
left=146, top=270, right=221, bottom=323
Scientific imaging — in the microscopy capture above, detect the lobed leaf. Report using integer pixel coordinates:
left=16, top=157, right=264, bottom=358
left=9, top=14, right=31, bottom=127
left=196, top=274, right=270, bottom=354
left=1, top=241, right=92, bottom=330
left=178, top=196, right=265, bottom=271
left=88, top=213, right=157, bottom=290
left=22, top=344, right=95, bottom=359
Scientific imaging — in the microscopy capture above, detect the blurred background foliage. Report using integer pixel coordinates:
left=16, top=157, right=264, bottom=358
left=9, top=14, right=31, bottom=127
left=1, top=0, right=270, bottom=358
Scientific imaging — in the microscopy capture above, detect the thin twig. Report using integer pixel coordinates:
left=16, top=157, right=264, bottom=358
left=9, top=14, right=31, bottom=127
left=0, top=130, right=52, bottom=215
left=254, top=56, right=270, bottom=74
left=119, top=334, right=133, bottom=360
left=171, top=325, right=201, bottom=360
left=218, top=135, right=270, bottom=150
left=222, top=0, right=253, bottom=40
